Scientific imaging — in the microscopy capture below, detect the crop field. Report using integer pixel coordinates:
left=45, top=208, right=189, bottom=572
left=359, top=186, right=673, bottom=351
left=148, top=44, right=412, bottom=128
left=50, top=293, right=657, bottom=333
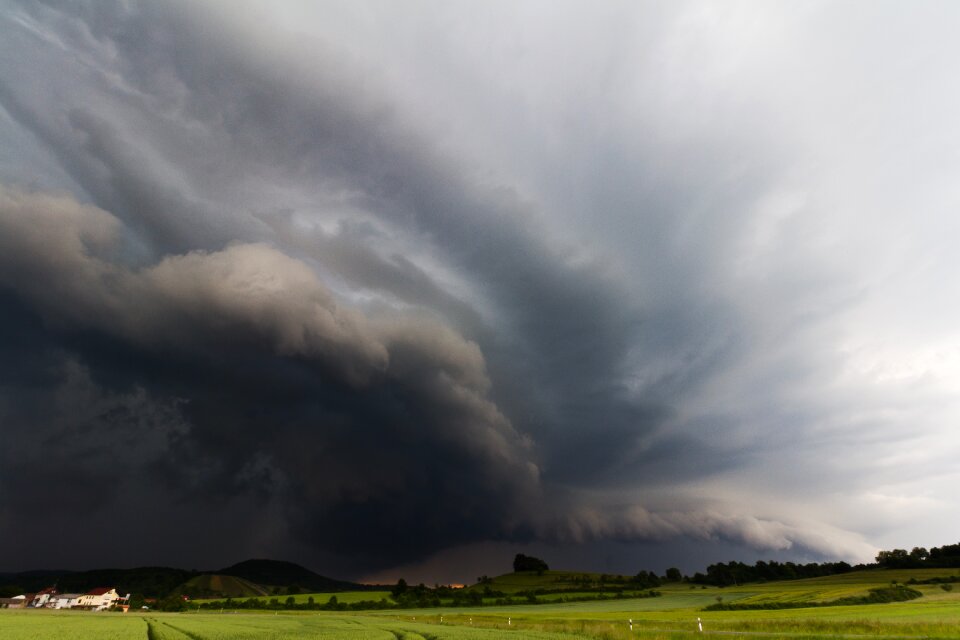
left=0, top=610, right=592, bottom=640
left=3, top=569, right=960, bottom=639
left=0, top=610, right=147, bottom=639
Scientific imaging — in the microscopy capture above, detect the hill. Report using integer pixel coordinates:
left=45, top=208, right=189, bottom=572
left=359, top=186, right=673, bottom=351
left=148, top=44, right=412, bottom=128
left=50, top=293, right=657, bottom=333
left=218, top=559, right=363, bottom=592
left=0, top=559, right=361, bottom=598
left=467, top=570, right=654, bottom=594
left=174, top=574, right=269, bottom=598
left=0, top=566, right=198, bottom=597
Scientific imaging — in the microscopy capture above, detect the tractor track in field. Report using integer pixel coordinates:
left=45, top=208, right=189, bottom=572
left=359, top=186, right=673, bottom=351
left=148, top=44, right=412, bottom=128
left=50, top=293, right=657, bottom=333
left=145, top=618, right=159, bottom=640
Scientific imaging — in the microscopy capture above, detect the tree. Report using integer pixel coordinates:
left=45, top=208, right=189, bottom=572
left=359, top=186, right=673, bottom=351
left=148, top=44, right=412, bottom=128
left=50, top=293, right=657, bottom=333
left=391, top=578, right=408, bottom=597
left=513, top=553, right=549, bottom=573
left=633, top=570, right=661, bottom=589
left=157, top=594, right=187, bottom=612
left=665, top=567, right=682, bottom=582
left=0, top=585, right=24, bottom=598
left=876, top=549, right=909, bottom=568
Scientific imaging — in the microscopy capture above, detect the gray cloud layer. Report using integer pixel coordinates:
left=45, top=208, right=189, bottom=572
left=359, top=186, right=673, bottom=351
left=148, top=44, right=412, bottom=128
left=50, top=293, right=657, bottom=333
left=0, top=185, right=542, bottom=567
left=2, top=0, right=958, bottom=576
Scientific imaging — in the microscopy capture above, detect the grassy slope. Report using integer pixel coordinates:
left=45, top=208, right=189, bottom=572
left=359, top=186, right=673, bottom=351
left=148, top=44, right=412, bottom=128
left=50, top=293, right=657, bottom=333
left=386, top=568, right=960, bottom=637
left=193, top=568, right=960, bottom=609
left=467, top=570, right=638, bottom=594
left=189, top=589, right=393, bottom=605
left=286, top=590, right=393, bottom=604
left=175, top=574, right=269, bottom=598
left=217, top=559, right=361, bottom=593
left=679, top=568, right=960, bottom=605
left=467, top=567, right=960, bottom=602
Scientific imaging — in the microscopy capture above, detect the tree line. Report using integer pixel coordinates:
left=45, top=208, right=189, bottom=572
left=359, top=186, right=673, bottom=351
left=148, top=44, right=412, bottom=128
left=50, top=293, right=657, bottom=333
left=684, top=540, right=960, bottom=587
left=875, top=543, right=960, bottom=568
left=688, top=560, right=854, bottom=587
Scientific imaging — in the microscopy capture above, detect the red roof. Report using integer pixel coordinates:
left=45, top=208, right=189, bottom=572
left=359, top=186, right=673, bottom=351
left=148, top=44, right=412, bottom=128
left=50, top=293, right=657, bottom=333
left=85, top=587, right=114, bottom=596
left=37, top=587, right=58, bottom=595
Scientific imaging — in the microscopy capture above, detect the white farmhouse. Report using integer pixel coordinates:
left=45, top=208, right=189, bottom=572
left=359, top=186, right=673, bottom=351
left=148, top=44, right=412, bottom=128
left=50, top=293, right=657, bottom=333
left=51, top=593, right=81, bottom=609
left=74, top=587, right=120, bottom=611
left=73, top=587, right=120, bottom=611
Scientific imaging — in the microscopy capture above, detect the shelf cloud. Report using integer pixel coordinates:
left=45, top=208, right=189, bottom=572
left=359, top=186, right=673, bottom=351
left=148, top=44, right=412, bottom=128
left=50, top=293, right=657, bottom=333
left=2, top=0, right=959, bottom=578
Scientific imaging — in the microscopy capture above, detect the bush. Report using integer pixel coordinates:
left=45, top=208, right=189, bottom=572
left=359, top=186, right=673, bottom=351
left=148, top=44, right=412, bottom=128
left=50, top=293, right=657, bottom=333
left=156, top=595, right=187, bottom=612
left=513, top=554, right=549, bottom=573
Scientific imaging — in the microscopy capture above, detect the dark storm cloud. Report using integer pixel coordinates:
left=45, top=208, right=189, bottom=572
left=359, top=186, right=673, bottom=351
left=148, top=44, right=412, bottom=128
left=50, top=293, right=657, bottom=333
left=0, top=185, right=539, bottom=565
left=5, top=0, right=958, bottom=577
left=0, top=2, right=749, bottom=575
left=261, top=212, right=486, bottom=335
left=0, top=0, right=674, bottom=493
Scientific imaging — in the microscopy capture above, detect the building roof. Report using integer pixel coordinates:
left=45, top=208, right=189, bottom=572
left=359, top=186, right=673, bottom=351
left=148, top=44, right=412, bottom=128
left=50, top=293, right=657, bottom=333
left=84, top=587, right=115, bottom=596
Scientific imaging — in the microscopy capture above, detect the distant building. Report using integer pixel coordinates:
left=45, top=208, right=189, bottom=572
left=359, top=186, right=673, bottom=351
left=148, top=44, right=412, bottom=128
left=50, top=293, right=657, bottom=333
left=51, top=593, right=82, bottom=609
left=0, top=595, right=25, bottom=609
left=74, top=587, right=120, bottom=611
left=30, top=587, right=57, bottom=608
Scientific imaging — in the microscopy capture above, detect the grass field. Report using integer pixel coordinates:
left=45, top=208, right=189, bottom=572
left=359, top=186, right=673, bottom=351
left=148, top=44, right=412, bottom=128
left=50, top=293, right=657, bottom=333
left=3, top=569, right=960, bottom=639
left=291, top=590, right=394, bottom=604
left=467, top=570, right=640, bottom=594
left=189, top=589, right=393, bottom=606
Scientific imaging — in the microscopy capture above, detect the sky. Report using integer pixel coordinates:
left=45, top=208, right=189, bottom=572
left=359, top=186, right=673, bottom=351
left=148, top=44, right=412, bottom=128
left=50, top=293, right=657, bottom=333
left=1, top=0, right=959, bottom=584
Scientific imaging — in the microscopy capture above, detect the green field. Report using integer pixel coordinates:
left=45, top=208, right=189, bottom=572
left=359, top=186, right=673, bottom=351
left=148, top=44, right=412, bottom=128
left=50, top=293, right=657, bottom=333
left=3, top=569, right=960, bottom=639
left=289, top=590, right=393, bottom=604
left=467, top=570, right=639, bottom=594
left=189, top=589, right=393, bottom=606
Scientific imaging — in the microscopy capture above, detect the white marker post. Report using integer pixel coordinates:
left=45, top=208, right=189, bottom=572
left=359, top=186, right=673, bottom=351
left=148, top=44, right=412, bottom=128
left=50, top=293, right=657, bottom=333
left=698, top=617, right=703, bottom=633
left=629, top=618, right=633, bottom=631
left=508, top=617, right=511, bottom=626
